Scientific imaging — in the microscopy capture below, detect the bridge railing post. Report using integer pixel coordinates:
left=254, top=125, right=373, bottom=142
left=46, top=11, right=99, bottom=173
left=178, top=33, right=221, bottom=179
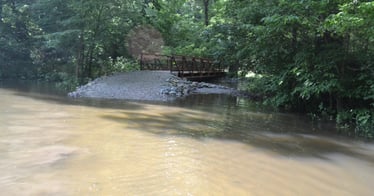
left=168, top=56, right=172, bottom=73
left=192, top=57, right=196, bottom=76
left=182, top=56, right=187, bottom=77
left=140, top=53, right=144, bottom=70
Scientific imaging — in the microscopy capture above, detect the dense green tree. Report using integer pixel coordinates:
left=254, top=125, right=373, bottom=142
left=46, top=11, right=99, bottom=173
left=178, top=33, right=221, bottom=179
left=30, top=0, right=145, bottom=82
left=144, top=0, right=219, bottom=56
left=210, top=0, right=374, bottom=137
left=0, top=0, right=41, bottom=78
left=1, top=0, right=147, bottom=85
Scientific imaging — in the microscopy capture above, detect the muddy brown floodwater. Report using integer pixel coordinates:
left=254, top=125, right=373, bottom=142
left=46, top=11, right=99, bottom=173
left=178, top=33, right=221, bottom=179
left=0, top=82, right=373, bottom=195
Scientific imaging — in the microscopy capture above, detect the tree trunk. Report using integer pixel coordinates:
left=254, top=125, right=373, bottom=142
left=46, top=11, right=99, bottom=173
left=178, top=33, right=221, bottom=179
left=0, top=3, right=2, bottom=18
left=291, top=27, right=297, bottom=54
left=85, top=46, right=94, bottom=78
left=336, top=96, right=343, bottom=113
left=203, top=0, right=209, bottom=26
left=76, top=32, right=85, bottom=81
left=228, top=60, right=239, bottom=77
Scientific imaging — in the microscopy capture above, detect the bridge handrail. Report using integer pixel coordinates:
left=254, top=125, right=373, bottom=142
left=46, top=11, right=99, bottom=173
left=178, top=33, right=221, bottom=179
left=139, top=53, right=225, bottom=78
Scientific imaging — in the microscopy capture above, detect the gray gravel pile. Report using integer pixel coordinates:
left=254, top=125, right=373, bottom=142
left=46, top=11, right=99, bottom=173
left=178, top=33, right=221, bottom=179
left=68, top=71, right=237, bottom=101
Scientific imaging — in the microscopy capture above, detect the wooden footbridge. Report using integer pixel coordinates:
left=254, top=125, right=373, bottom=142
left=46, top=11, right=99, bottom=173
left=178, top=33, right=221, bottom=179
left=140, top=53, right=226, bottom=81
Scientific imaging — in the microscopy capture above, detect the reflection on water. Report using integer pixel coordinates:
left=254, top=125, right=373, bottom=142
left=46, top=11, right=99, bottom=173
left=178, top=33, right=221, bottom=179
left=0, top=82, right=374, bottom=195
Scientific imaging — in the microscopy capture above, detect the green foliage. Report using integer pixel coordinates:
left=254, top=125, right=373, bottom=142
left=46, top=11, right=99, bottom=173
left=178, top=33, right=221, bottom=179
left=244, top=75, right=274, bottom=99
left=54, top=72, right=79, bottom=91
left=148, top=0, right=218, bottom=57
left=337, top=109, right=374, bottom=138
left=0, top=0, right=147, bottom=80
left=103, top=57, right=140, bottom=74
left=354, top=110, right=374, bottom=139
left=163, top=44, right=208, bottom=57
left=212, top=0, right=374, bottom=137
left=1, top=0, right=221, bottom=81
left=0, top=0, right=41, bottom=79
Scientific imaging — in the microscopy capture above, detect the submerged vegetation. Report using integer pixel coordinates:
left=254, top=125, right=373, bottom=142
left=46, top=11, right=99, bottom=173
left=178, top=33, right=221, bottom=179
left=0, top=0, right=373, bottom=137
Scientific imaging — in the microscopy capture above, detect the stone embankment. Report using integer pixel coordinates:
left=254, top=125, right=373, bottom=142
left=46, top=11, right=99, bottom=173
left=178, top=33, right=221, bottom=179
left=68, top=71, right=237, bottom=101
left=160, top=76, right=235, bottom=97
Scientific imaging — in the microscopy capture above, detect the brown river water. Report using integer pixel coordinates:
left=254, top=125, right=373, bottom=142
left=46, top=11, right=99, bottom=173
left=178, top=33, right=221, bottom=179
left=0, top=81, right=373, bottom=195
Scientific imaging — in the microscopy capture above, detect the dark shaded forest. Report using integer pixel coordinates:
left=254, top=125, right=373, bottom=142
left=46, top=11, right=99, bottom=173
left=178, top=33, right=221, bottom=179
left=0, top=0, right=373, bottom=137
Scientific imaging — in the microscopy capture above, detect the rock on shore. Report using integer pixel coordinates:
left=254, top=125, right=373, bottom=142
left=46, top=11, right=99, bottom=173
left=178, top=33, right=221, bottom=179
left=68, top=71, right=237, bottom=101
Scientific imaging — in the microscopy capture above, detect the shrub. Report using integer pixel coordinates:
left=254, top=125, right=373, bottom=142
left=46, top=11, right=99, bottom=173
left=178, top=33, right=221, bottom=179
left=104, top=56, right=140, bottom=74
left=54, top=72, right=79, bottom=91
left=336, top=109, right=373, bottom=138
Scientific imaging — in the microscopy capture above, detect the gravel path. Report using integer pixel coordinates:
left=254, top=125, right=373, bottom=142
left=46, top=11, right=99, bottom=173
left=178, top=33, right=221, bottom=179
left=68, top=71, right=236, bottom=101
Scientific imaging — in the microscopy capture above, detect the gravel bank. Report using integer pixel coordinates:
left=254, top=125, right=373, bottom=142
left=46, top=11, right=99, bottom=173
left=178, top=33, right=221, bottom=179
left=68, top=71, right=237, bottom=102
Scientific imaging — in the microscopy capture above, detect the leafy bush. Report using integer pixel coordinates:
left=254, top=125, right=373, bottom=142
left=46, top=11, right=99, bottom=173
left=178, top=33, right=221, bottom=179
left=38, top=71, right=61, bottom=82
left=354, top=110, right=374, bottom=138
left=104, top=57, right=140, bottom=74
left=161, top=43, right=209, bottom=59
left=244, top=75, right=274, bottom=99
left=337, top=109, right=374, bottom=138
left=54, top=72, right=79, bottom=91
left=37, top=70, right=78, bottom=91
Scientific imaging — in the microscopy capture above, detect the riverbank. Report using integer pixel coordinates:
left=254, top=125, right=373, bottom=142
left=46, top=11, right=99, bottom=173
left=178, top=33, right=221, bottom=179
left=68, top=71, right=237, bottom=101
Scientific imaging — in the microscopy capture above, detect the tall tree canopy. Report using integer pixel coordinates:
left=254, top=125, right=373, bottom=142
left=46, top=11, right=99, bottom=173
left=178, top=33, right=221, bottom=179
left=213, top=0, right=374, bottom=136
